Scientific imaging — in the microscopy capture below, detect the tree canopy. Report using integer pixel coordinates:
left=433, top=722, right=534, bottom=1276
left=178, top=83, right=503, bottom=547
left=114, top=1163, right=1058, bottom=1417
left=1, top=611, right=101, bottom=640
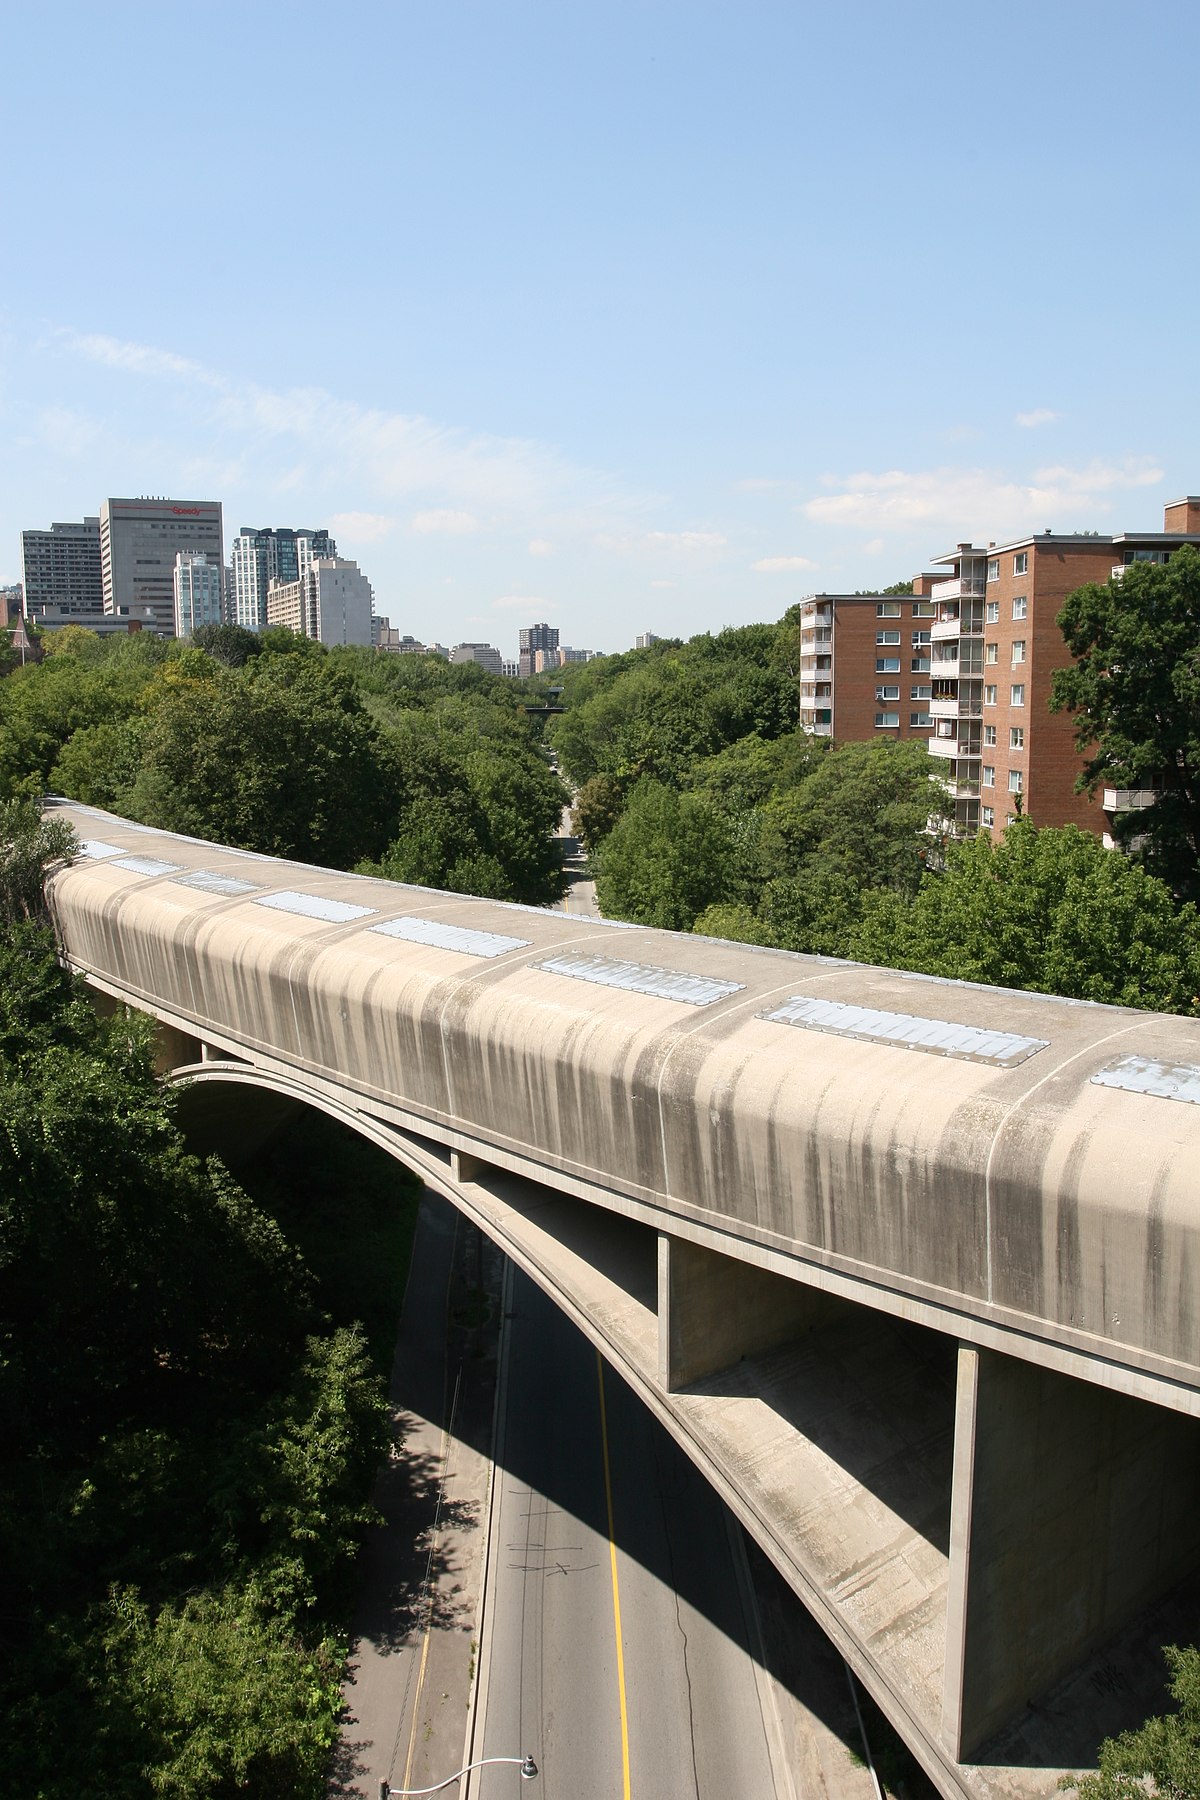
left=1051, top=545, right=1200, bottom=900
left=0, top=630, right=567, bottom=903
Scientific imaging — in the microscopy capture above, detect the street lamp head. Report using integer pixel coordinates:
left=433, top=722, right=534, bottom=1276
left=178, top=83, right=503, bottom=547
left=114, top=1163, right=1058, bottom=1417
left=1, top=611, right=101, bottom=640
left=520, top=1756, right=539, bottom=1781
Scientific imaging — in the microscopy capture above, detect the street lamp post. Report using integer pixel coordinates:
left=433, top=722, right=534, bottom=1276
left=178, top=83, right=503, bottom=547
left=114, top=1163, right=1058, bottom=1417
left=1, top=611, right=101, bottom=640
left=380, top=1754, right=538, bottom=1797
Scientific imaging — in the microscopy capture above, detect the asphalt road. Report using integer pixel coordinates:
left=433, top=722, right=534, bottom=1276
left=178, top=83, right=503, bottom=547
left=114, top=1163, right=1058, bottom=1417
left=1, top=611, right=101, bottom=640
left=470, top=1271, right=789, bottom=1800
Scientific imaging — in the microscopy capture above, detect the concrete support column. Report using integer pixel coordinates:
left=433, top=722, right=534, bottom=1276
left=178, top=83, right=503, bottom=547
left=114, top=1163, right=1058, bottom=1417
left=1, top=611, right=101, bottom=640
left=152, top=1019, right=204, bottom=1076
left=657, top=1233, right=833, bottom=1391
left=942, top=1344, right=1200, bottom=1760
left=451, top=1149, right=488, bottom=1184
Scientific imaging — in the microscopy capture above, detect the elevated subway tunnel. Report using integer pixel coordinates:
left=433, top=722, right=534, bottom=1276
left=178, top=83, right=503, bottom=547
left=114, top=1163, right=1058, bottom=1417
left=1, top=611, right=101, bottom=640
left=51, top=801, right=1200, bottom=1800
left=167, top=1057, right=1200, bottom=1799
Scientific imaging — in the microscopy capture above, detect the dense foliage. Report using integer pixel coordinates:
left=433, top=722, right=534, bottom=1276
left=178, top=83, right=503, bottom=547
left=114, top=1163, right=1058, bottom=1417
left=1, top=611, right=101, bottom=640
left=0, top=631, right=567, bottom=903
left=1052, top=545, right=1200, bottom=901
left=0, top=812, right=421, bottom=1797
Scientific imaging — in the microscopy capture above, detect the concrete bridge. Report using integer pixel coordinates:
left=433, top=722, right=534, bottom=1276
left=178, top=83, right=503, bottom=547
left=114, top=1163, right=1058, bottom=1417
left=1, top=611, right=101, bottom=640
left=46, top=799, right=1200, bottom=1800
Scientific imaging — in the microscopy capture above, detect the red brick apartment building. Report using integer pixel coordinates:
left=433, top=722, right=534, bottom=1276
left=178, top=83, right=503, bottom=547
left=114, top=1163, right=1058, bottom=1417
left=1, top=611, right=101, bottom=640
left=797, top=496, right=1200, bottom=838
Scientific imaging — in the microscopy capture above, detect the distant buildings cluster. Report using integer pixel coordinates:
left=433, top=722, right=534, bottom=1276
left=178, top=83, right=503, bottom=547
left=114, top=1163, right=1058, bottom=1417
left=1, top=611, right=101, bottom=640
left=12, top=497, right=607, bottom=671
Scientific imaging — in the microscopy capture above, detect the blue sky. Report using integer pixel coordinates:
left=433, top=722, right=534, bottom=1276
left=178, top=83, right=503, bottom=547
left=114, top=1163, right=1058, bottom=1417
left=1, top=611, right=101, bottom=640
left=3, top=0, right=1198, bottom=655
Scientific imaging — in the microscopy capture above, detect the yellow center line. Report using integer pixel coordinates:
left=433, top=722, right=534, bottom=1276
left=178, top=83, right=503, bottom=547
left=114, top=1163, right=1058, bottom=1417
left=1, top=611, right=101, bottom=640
left=596, top=1349, right=632, bottom=1800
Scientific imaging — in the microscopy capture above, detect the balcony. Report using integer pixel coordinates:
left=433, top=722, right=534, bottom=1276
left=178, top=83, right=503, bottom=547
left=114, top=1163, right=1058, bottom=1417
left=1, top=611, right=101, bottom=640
left=1103, top=787, right=1160, bottom=812
left=802, top=604, right=833, bottom=624
left=930, top=615, right=961, bottom=643
left=800, top=628, right=832, bottom=649
left=932, top=576, right=987, bottom=603
left=929, top=695, right=960, bottom=720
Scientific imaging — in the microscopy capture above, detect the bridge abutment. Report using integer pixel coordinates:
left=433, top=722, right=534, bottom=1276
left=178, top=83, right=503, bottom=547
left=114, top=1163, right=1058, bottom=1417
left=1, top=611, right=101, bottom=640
left=942, top=1343, right=1200, bottom=1759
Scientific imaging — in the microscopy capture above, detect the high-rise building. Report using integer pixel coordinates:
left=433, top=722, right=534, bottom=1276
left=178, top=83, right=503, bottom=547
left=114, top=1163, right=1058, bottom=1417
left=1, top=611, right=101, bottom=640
left=174, top=553, right=225, bottom=638
left=519, top=621, right=558, bottom=677
left=634, top=632, right=660, bottom=649
left=797, top=496, right=1200, bottom=840
left=449, top=641, right=504, bottom=676
left=21, top=517, right=103, bottom=618
left=266, top=557, right=373, bottom=646
left=229, top=525, right=336, bottom=629
left=100, top=498, right=223, bottom=636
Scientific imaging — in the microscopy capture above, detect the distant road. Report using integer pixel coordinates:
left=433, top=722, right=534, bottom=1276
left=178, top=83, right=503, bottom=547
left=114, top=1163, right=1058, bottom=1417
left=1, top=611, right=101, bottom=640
left=470, top=1271, right=789, bottom=1800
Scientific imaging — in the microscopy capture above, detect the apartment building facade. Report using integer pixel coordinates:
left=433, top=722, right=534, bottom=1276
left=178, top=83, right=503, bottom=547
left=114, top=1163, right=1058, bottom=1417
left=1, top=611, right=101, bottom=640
left=266, top=557, right=373, bottom=646
left=519, top=621, right=558, bottom=677
left=798, top=585, right=941, bottom=742
left=229, top=525, right=337, bottom=630
left=173, top=553, right=225, bottom=639
left=20, top=518, right=103, bottom=619
left=799, top=497, right=1200, bottom=839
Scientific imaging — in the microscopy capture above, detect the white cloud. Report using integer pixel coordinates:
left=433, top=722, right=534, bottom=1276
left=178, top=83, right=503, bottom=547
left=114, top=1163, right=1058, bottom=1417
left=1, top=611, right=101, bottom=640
left=493, top=593, right=556, bottom=611
left=1015, top=407, right=1060, bottom=429
left=60, top=330, right=215, bottom=385
left=56, top=328, right=656, bottom=529
left=752, top=554, right=816, bottom=573
left=528, top=537, right=553, bottom=556
left=410, top=507, right=480, bottom=535
left=803, top=459, right=1165, bottom=539
left=330, top=510, right=396, bottom=542
left=863, top=537, right=886, bottom=555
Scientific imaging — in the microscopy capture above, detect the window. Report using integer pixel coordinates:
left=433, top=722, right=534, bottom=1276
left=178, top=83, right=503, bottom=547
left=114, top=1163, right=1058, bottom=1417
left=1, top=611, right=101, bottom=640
left=876, top=656, right=900, bottom=673
left=911, top=601, right=936, bottom=617
left=911, top=629, right=931, bottom=645
left=1012, top=595, right=1028, bottom=619
left=911, top=656, right=930, bottom=672
left=910, top=684, right=931, bottom=700
left=985, top=642, right=998, bottom=664
left=1011, top=683, right=1025, bottom=706
left=982, top=805, right=995, bottom=827
left=985, top=599, right=1000, bottom=623
left=1013, top=551, right=1028, bottom=575
left=876, top=601, right=902, bottom=617
left=910, top=711, right=931, bottom=728
left=1008, top=769, right=1024, bottom=793
left=875, top=711, right=900, bottom=728
left=1010, top=726, right=1024, bottom=749
left=984, top=684, right=998, bottom=706
left=983, top=724, right=997, bottom=746
left=1012, top=639, right=1026, bottom=663
left=875, top=685, right=900, bottom=701
left=983, top=765, right=996, bottom=787
left=987, top=559, right=999, bottom=582
left=876, top=629, right=900, bottom=644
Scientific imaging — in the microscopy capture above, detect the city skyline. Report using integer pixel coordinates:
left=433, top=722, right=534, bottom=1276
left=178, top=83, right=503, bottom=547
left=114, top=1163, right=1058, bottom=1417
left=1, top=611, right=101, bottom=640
left=4, top=3, right=1200, bottom=653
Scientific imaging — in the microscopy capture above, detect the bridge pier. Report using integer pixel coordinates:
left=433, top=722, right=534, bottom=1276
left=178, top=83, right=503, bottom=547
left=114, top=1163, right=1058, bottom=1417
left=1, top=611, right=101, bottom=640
left=942, top=1343, right=1200, bottom=1759
left=656, top=1232, right=835, bottom=1390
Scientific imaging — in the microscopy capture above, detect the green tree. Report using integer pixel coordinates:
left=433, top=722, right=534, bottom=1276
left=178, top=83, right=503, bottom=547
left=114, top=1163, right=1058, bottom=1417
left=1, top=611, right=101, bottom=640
left=1062, top=1644, right=1200, bottom=1800
left=191, top=622, right=264, bottom=668
left=1051, top=545, right=1200, bottom=899
left=595, top=781, right=734, bottom=929
left=0, top=796, right=77, bottom=923
left=850, top=818, right=1200, bottom=1012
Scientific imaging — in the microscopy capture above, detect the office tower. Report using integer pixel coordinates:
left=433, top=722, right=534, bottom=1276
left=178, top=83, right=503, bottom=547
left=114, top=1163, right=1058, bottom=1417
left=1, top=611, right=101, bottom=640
left=519, top=621, right=558, bottom=677
left=266, top=557, right=373, bottom=646
left=100, top=498, right=223, bottom=636
left=21, top=517, right=103, bottom=618
left=174, top=553, right=225, bottom=638
left=229, top=525, right=337, bottom=629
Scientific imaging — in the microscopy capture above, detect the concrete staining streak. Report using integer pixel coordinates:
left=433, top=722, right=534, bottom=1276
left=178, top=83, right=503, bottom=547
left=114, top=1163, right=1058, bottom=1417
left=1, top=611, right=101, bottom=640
left=763, top=995, right=1048, bottom=1068
left=1093, top=1054, right=1200, bottom=1106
